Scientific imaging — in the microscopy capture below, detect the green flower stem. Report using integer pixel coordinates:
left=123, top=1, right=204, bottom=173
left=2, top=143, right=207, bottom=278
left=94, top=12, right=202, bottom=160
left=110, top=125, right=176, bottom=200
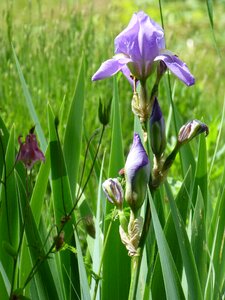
left=75, top=125, right=105, bottom=205
left=128, top=186, right=155, bottom=299
left=76, top=129, right=100, bottom=199
left=118, top=210, right=128, bottom=233
left=128, top=248, right=141, bottom=300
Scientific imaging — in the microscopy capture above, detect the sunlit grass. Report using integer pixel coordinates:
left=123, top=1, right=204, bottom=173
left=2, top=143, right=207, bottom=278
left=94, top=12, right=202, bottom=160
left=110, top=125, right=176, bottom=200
left=0, top=1, right=225, bottom=299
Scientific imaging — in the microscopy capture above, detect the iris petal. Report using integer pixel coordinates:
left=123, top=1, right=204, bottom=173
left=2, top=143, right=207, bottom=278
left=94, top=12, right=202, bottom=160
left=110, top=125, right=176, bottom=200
left=92, top=57, right=131, bottom=81
left=154, top=54, right=195, bottom=86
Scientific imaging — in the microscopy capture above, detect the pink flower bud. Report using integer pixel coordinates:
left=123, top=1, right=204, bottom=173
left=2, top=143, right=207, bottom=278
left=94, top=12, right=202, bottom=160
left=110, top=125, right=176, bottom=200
left=17, top=133, right=45, bottom=169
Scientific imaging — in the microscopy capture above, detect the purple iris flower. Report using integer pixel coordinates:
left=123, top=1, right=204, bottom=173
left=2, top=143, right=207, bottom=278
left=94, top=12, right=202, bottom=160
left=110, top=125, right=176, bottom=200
left=92, top=11, right=195, bottom=86
left=125, top=133, right=150, bottom=212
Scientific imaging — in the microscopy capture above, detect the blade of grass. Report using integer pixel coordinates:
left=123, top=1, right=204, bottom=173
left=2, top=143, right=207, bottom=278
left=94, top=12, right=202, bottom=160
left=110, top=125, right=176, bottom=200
left=212, top=186, right=225, bottom=299
left=191, top=188, right=207, bottom=290
left=16, top=173, right=62, bottom=300
left=0, top=261, right=11, bottom=297
left=48, top=104, right=81, bottom=299
left=168, top=186, right=203, bottom=300
left=63, top=54, right=85, bottom=197
left=102, top=76, right=130, bottom=300
left=204, top=219, right=219, bottom=300
left=149, top=188, right=185, bottom=300
left=151, top=168, right=192, bottom=299
left=90, top=151, right=105, bottom=299
left=0, top=116, right=9, bottom=179
left=208, top=95, right=225, bottom=180
left=206, top=0, right=221, bottom=58
left=0, top=126, right=19, bottom=298
left=192, top=134, right=208, bottom=210
left=12, top=45, right=47, bottom=152
left=30, top=146, right=50, bottom=225
left=74, top=230, right=91, bottom=300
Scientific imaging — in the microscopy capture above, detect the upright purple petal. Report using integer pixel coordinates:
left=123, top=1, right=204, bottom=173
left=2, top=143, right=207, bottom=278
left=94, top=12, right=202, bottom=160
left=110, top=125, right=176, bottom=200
left=154, top=54, right=195, bottom=86
left=138, top=12, right=164, bottom=62
left=115, top=13, right=141, bottom=60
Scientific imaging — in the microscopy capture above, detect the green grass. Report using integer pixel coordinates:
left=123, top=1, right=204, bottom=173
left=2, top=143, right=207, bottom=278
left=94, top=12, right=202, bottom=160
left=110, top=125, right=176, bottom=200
left=0, top=1, right=225, bottom=299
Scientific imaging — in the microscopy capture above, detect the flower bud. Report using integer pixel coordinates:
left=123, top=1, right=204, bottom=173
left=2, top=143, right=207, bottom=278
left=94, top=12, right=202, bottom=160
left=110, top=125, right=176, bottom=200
left=178, top=119, right=209, bottom=145
left=125, top=133, right=150, bottom=212
left=98, top=97, right=111, bottom=126
left=102, top=178, right=123, bottom=209
left=150, top=97, right=166, bottom=158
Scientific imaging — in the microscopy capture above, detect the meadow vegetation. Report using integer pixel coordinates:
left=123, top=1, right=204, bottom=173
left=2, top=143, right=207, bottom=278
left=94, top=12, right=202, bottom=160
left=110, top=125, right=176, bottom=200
left=0, top=0, right=225, bottom=299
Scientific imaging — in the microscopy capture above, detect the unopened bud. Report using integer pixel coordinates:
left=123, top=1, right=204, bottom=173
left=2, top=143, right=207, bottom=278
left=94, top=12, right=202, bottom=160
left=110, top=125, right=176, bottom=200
left=98, top=97, right=111, bottom=126
left=178, top=120, right=209, bottom=145
left=150, top=97, right=166, bottom=158
left=102, top=178, right=123, bottom=209
left=125, top=133, right=150, bottom=212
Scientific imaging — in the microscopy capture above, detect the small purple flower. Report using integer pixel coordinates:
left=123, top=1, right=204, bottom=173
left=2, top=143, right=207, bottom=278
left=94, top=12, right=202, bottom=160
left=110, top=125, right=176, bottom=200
left=125, top=133, right=150, bottom=212
left=92, top=11, right=195, bottom=86
left=102, top=178, right=124, bottom=209
left=17, top=133, right=45, bottom=169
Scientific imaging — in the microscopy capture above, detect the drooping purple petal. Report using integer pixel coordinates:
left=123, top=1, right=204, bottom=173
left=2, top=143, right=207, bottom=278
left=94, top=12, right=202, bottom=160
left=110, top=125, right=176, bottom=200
left=92, top=56, right=131, bottom=81
left=120, top=65, right=134, bottom=86
left=154, top=54, right=195, bottom=86
left=125, top=133, right=149, bottom=183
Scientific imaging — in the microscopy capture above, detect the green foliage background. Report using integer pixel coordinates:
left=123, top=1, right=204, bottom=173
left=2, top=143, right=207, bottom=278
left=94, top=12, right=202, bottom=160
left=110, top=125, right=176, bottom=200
left=0, top=0, right=225, bottom=299
left=0, top=0, right=224, bottom=186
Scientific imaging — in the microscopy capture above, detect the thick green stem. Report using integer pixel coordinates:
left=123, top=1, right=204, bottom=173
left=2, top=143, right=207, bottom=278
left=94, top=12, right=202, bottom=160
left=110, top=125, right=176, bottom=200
left=128, top=249, right=142, bottom=300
